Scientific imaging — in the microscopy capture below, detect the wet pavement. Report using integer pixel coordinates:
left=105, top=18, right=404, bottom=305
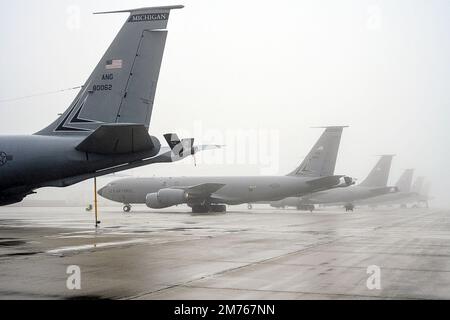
left=0, top=205, right=448, bottom=299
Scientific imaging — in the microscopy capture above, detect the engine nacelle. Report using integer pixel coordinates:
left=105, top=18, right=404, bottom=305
left=145, top=189, right=188, bottom=209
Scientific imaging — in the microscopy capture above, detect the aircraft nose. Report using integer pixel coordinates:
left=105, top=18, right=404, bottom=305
left=97, top=186, right=106, bottom=197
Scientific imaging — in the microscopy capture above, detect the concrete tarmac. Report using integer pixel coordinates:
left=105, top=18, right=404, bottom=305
left=0, top=205, right=449, bottom=299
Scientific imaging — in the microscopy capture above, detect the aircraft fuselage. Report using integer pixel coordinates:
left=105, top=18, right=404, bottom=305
left=271, top=185, right=396, bottom=208
left=0, top=135, right=159, bottom=204
left=99, top=176, right=343, bottom=206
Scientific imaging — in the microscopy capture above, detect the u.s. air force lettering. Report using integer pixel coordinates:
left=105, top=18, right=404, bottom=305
left=128, top=13, right=169, bottom=23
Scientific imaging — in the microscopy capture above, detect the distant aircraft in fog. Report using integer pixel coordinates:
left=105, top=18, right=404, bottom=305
left=359, top=173, right=432, bottom=208
left=98, top=127, right=355, bottom=213
left=0, top=6, right=217, bottom=206
left=270, top=154, right=398, bottom=212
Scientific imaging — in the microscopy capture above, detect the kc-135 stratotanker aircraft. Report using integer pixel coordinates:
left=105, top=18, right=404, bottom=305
left=98, top=126, right=355, bottom=213
left=270, top=154, right=399, bottom=212
left=0, top=6, right=218, bottom=206
left=358, top=172, right=431, bottom=208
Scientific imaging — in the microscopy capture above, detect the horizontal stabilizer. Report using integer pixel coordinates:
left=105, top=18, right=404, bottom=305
left=164, top=133, right=198, bottom=158
left=369, top=186, right=399, bottom=196
left=306, top=175, right=345, bottom=192
left=163, top=133, right=181, bottom=150
left=42, top=144, right=222, bottom=188
left=75, top=124, right=155, bottom=154
left=181, top=138, right=194, bottom=149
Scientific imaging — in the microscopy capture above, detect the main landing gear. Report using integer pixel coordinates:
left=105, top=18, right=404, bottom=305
left=191, top=204, right=227, bottom=214
left=344, top=203, right=354, bottom=212
left=123, top=204, right=132, bottom=213
left=296, top=204, right=315, bottom=212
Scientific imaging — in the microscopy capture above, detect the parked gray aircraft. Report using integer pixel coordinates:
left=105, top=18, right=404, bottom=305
left=0, top=6, right=216, bottom=206
left=270, top=154, right=398, bottom=212
left=360, top=174, right=431, bottom=208
left=98, top=126, right=355, bottom=213
left=357, top=169, right=415, bottom=207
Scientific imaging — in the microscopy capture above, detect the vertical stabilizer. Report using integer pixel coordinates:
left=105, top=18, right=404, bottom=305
left=288, top=126, right=347, bottom=177
left=36, top=5, right=183, bottom=136
left=359, top=155, right=394, bottom=187
left=395, top=169, right=414, bottom=192
left=420, top=180, right=431, bottom=197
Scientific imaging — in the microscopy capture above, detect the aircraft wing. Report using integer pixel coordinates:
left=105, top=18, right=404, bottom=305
left=171, top=182, right=235, bottom=204
left=172, top=183, right=226, bottom=198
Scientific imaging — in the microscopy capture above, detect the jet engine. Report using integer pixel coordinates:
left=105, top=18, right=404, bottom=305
left=145, top=189, right=188, bottom=209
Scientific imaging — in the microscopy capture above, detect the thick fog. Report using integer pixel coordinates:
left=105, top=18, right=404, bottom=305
left=0, top=0, right=448, bottom=206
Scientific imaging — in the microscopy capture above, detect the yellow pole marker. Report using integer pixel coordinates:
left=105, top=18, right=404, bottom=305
left=94, top=177, right=100, bottom=228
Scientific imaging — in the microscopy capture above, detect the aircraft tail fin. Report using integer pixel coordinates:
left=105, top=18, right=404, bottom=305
left=420, top=180, right=432, bottom=197
left=411, top=176, right=425, bottom=194
left=36, top=5, right=183, bottom=136
left=395, top=169, right=414, bottom=192
left=287, top=126, right=347, bottom=177
left=359, top=155, right=394, bottom=188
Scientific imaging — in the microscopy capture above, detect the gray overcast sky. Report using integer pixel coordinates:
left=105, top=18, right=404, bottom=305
left=0, top=0, right=449, bottom=205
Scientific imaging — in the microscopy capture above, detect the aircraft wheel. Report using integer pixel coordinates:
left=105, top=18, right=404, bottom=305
left=123, top=204, right=131, bottom=213
left=344, top=204, right=354, bottom=212
left=247, top=204, right=253, bottom=210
